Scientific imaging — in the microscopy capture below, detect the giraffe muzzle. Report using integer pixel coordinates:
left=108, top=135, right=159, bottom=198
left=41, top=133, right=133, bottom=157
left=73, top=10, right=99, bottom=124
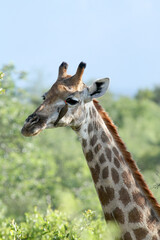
left=21, top=113, right=47, bottom=137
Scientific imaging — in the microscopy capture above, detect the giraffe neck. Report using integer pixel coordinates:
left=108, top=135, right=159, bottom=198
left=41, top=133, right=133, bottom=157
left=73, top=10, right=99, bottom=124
left=76, top=101, right=160, bottom=240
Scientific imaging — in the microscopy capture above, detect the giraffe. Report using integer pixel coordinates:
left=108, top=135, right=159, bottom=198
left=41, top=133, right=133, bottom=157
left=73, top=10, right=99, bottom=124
left=21, top=62, right=160, bottom=239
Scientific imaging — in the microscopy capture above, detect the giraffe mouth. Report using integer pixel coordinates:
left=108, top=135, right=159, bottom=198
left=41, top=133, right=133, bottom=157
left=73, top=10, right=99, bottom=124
left=21, top=124, right=46, bottom=137
left=30, top=128, right=44, bottom=136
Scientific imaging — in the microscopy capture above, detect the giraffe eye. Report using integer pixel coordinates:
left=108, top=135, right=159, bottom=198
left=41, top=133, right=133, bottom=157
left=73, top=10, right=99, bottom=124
left=66, top=98, right=79, bottom=105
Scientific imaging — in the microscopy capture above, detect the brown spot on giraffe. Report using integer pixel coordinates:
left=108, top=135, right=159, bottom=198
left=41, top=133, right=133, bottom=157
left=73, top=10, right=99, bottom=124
left=104, top=212, right=113, bottom=221
left=90, top=135, right=97, bottom=146
left=102, top=166, right=109, bottom=179
left=105, top=147, right=112, bottom=161
left=119, top=187, right=131, bottom=206
left=111, top=168, right=119, bottom=184
left=133, top=228, right=148, bottom=240
left=123, top=232, right=132, bottom=240
left=113, top=146, right=119, bottom=158
left=94, top=143, right=102, bottom=154
left=88, top=123, right=93, bottom=133
left=122, top=170, right=131, bottom=188
left=132, top=191, right=146, bottom=209
left=101, top=131, right=110, bottom=143
left=112, top=207, right=125, bottom=224
left=128, top=207, right=143, bottom=223
left=97, top=186, right=114, bottom=206
left=85, top=150, right=93, bottom=162
left=99, top=153, right=106, bottom=164
left=114, top=157, right=120, bottom=168
left=90, top=164, right=100, bottom=184
left=82, top=139, right=87, bottom=148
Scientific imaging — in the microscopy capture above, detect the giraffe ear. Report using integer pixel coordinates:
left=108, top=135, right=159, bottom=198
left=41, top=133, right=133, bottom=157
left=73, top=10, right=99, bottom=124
left=84, top=78, right=110, bottom=102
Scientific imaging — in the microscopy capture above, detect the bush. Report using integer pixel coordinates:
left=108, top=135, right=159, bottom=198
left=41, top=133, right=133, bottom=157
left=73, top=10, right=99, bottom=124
left=0, top=208, right=120, bottom=240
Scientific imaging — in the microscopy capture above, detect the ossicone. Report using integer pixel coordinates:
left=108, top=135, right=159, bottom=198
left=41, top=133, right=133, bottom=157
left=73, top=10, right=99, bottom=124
left=75, top=62, right=86, bottom=79
left=58, top=62, right=68, bottom=79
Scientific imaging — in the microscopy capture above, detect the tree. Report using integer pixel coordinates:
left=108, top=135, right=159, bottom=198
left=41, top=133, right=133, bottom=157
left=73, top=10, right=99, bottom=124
left=135, top=88, right=154, bottom=101
left=135, top=85, right=160, bottom=105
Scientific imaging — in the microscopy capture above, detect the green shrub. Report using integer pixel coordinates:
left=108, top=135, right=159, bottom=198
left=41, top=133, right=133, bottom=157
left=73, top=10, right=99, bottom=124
left=0, top=208, right=120, bottom=240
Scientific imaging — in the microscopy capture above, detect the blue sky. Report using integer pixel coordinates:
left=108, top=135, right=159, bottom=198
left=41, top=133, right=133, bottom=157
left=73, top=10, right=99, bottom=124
left=1, top=0, right=160, bottom=95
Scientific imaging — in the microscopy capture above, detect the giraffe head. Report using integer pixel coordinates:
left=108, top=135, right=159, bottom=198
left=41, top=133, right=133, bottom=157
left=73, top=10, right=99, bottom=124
left=21, top=62, right=109, bottom=137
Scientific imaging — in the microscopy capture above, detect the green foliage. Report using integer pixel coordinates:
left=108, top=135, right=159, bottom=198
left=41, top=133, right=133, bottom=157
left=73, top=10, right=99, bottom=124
left=0, top=208, right=119, bottom=240
left=135, top=85, right=160, bottom=104
left=135, top=88, right=154, bottom=101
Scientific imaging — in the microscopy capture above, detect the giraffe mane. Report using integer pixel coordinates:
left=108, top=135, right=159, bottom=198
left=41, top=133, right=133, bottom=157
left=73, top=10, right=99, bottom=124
left=93, top=99, right=160, bottom=218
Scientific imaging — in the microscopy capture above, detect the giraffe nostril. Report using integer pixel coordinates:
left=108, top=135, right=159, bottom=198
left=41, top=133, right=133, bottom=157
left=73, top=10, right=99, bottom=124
left=26, top=113, right=39, bottom=124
